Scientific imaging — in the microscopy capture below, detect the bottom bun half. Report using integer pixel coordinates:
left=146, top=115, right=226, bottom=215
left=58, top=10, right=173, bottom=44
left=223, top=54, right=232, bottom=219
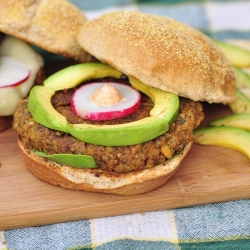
left=18, top=140, right=192, bottom=195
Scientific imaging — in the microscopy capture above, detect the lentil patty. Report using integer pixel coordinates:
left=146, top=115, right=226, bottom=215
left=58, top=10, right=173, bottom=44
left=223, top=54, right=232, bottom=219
left=13, top=83, right=204, bottom=173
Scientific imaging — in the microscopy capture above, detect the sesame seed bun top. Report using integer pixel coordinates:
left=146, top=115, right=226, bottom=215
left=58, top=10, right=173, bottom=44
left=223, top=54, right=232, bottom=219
left=77, top=10, right=235, bottom=104
left=0, top=0, right=91, bottom=62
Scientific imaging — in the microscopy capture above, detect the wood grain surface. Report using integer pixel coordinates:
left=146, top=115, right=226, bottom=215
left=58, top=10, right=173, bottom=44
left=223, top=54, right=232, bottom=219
left=1, top=97, right=250, bottom=230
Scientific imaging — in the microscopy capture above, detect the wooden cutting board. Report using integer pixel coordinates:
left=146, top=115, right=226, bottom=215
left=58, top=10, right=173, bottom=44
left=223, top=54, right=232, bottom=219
left=1, top=102, right=250, bottom=230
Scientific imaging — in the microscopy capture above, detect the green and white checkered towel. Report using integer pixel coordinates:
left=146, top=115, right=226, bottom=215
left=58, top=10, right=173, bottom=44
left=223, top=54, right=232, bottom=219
left=73, top=0, right=250, bottom=40
left=1, top=0, right=250, bottom=249
left=2, top=200, right=250, bottom=249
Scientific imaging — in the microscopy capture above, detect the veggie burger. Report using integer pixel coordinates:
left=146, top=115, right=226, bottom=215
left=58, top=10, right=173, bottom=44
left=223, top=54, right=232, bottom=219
left=13, top=11, right=235, bottom=195
left=0, top=0, right=91, bottom=132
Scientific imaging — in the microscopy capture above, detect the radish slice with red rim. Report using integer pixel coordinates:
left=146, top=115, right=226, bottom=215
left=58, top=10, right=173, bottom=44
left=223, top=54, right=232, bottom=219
left=0, top=55, right=30, bottom=88
left=71, top=82, right=141, bottom=120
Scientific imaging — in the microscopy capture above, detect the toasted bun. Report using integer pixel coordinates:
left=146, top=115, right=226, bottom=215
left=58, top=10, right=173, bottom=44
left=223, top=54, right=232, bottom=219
left=18, top=140, right=192, bottom=195
left=0, top=116, right=12, bottom=132
left=0, top=0, right=91, bottom=62
left=78, top=10, right=235, bottom=104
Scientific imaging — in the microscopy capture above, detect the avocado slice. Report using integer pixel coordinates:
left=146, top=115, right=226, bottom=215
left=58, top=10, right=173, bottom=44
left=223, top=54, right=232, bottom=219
left=28, top=85, right=68, bottom=132
left=194, top=126, right=250, bottom=159
left=210, top=113, right=250, bottom=131
left=214, top=40, right=250, bottom=67
left=28, top=62, right=179, bottom=146
left=229, top=88, right=250, bottom=114
left=228, top=68, right=250, bottom=114
left=44, top=62, right=123, bottom=91
left=35, top=151, right=97, bottom=168
left=234, top=67, right=250, bottom=89
left=67, top=76, right=179, bottom=146
left=129, top=77, right=179, bottom=124
left=67, top=116, right=169, bottom=146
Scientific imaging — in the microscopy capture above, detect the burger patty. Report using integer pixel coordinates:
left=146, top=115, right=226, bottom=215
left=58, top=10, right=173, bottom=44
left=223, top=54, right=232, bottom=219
left=13, top=84, right=204, bottom=173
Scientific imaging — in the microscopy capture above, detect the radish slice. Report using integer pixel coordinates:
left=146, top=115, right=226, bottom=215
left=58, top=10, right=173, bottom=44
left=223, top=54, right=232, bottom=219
left=71, top=82, right=141, bottom=120
left=0, top=35, right=44, bottom=116
left=0, top=55, right=30, bottom=88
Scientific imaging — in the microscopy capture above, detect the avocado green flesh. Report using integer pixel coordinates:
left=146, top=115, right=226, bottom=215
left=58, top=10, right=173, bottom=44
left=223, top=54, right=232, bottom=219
left=214, top=40, right=250, bottom=67
left=234, top=67, right=250, bottom=89
left=67, top=116, right=169, bottom=146
left=28, top=62, right=179, bottom=146
left=229, top=67, right=250, bottom=114
left=210, top=113, right=250, bottom=131
left=35, top=151, right=97, bottom=168
left=28, top=86, right=68, bottom=132
left=44, top=62, right=123, bottom=91
left=129, top=77, right=179, bottom=124
left=229, top=88, right=250, bottom=114
left=194, top=126, right=250, bottom=159
left=67, top=77, right=179, bottom=146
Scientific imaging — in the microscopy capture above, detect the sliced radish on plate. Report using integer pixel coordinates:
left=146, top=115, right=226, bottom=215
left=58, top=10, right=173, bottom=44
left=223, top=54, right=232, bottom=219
left=71, top=82, right=141, bottom=120
left=0, top=55, right=30, bottom=88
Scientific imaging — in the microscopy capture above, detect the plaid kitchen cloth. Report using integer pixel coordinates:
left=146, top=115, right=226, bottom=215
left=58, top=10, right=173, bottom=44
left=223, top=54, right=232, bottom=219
left=1, top=0, right=250, bottom=249
left=2, top=200, right=250, bottom=249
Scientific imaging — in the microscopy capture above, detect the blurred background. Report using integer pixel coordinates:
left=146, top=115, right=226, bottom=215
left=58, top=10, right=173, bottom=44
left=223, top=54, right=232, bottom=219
left=70, top=0, right=250, bottom=40
left=38, top=0, right=250, bottom=62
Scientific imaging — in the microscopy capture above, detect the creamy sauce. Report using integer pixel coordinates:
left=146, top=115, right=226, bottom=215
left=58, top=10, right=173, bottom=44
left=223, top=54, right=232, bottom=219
left=90, top=84, right=125, bottom=106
